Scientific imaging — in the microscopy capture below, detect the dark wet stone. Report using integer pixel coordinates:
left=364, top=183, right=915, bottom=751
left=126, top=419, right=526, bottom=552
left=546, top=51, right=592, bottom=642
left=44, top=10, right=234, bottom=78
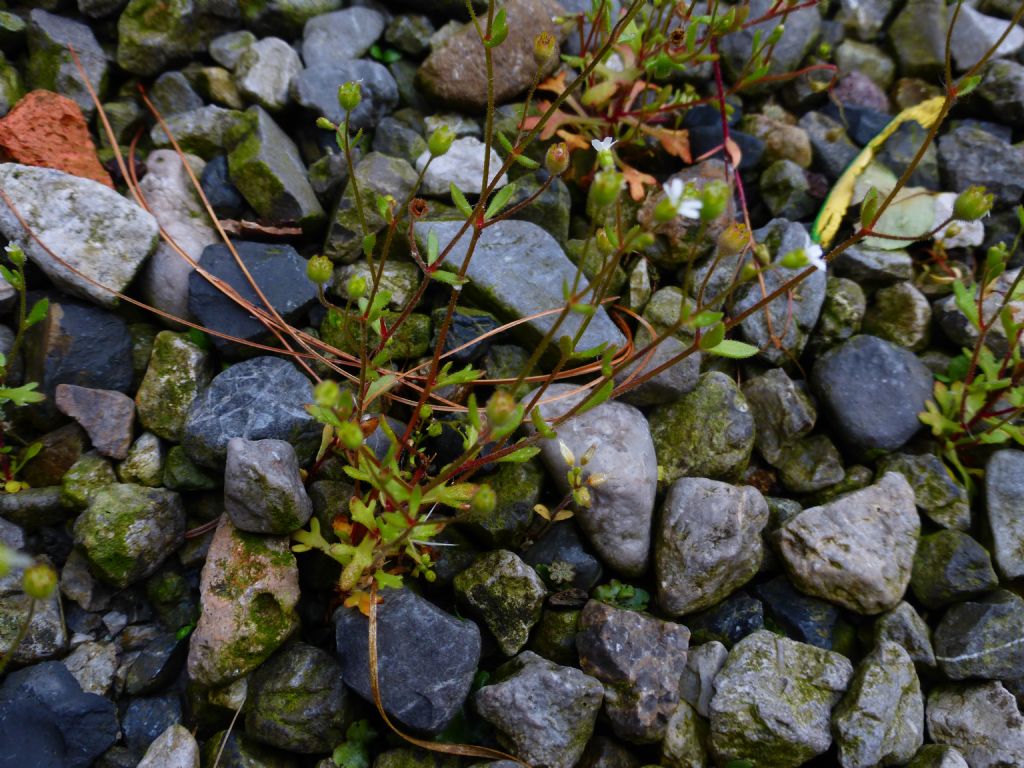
left=910, top=529, right=998, bottom=610
left=754, top=576, right=841, bottom=649
left=200, top=155, right=245, bottom=219
left=522, top=522, right=604, bottom=593
left=687, top=592, right=764, bottom=648
left=126, top=632, right=188, bottom=696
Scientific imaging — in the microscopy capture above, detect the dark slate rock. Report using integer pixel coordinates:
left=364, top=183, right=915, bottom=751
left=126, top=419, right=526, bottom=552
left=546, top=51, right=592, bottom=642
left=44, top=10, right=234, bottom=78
left=0, top=661, right=119, bottom=768
left=875, top=121, right=940, bottom=189
left=877, top=452, right=970, bottom=530
left=430, top=306, right=502, bottom=365
left=301, top=7, right=386, bottom=67
left=934, top=590, right=1024, bottom=680
left=245, top=642, right=351, bottom=753
left=122, top=695, right=183, bottom=759
left=987, top=449, right=1024, bottom=580
left=824, top=104, right=890, bottom=147
left=188, top=241, right=318, bottom=356
left=833, top=245, right=914, bottom=285
left=938, top=125, right=1024, bottom=205
left=687, top=126, right=764, bottom=171
left=522, top=522, right=603, bottom=592
left=200, top=155, right=245, bottom=219
left=371, top=116, right=428, bottom=163
left=291, top=61, right=399, bottom=131
left=754, top=576, right=841, bottom=649
left=977, top=59, right=1024, bottom=126
left=125, top=633, right=188, bottom=696
left=149, top=71, right=204, bottom=117
left=182, top=356, right=320, bottom=469
left=687, top=592, right=764, bottom=648
left=811, top=335, right=932, bottom=452
left=799, top=111, right=860, bottom=181
left=910, top=530, right=999, bottom=610
left=224, top=438, right=312, bottom=534
left=576, top=599, right=690, bottom=743
left=334, top=587, right=481, bottom=734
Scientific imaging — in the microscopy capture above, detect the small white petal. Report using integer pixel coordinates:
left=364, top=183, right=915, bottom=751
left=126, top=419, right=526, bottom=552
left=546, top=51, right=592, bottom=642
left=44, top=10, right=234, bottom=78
left=663, top=179, right=685, bottom=207
left=679, top=198, right=703, bottom=219
left=591, top=137, right=616, bottom=152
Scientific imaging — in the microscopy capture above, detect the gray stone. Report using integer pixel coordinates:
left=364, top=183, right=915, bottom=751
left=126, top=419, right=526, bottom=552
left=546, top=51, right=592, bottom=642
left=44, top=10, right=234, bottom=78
left=135, top=331, right=213, bottom=442
left=150, top=72, right=204, bottom=117
left=800, top=111, right=859, bottom=180
left=73, top=484, right=186, bottom=588
left=836, top=40, right=896, bottom=89
left=649, top=371, right=755, bottom=485
left=182, top=356, right=320, bottom=469
left=386, top=14, right=434, bottom=57
left=525, top=383, right=656, bottom=577
left=808, top=276, right=866, bottom=354
left=62, top=641, right=118, bottom=696
left=150, top=105, right=247, bottom=159
left=812, top=335, right=933, bottom=452
left=613, top=333, right=701, bottom=407
left=475, top=651, right=603, bottom=768
left=0, top=53, right=22, bottom=119
left=334, top=587, right=481, bottom=734
left=978, top=59, right=1024, bottom=125
left=862, top=282, right=931, bottom=352
left=775, top=434, right=847, bottom=493
left=415, top=136, right=507, bottom=196
left=0, top=164, right=159, bottom=309
left=775, top=472, right=920, bottom=614
left=721, top=0, right=821, bottom=86
left=874, top=601, right=936, bottom=668
left=911, top=529, right=998, bottom=609
left=245, top=643, right=350, bottom=753
left=27, top=10, right=107, bottom=116
left=209, top=30, right=257, bottom=70
left=224, top=438, right=312, bottom=534
left=926, top=683, right=1024, bottom=768
left=890, top=0, right=948, bottom=78
left=735, top=219, right=827, bottom=364
left=661, top=700, right=708, bottom=768
left=950, top=6, right=1024, bottom=71
left=117, top=0, right=225, bottom=76
left=760, top=160, right=817, bottom=220
left=291, top=60, right=398, bottom=131
left=188, top=517, right=299, bottom=686
left=837, top=0, right=897, bottom=41
left=234, top=37, right=302, bottom=112
left=833, top=641, right=924, bottom=768
left=938, top=125, right=1024, bottom=206
left=876, top=453, right=970, bottom=530
left=0, top=523, right=66, bottom=665
left=985, top=449, right=1024, bottom=579
left=742, top=368, right=816, bottom=466
left=907, top=745, right=969, bottom=768
left=301, top=7, right=385, bottom=66
left=934, top=590, right=1024, bottom=680
left=240, top=0, right=343, bottom=36
left=655, top=478, right=769, bottom=616
left=679, top=640, right=728, bottom=718
left=454, top=549, right=547, bottom=656
left=55, top=384, right=135, bottom=460
left=709, top=630, right=853, bottom=767
left=117, top=432, right=165, bottom=487
left=576, top=599, right=690, bottom=743
left=228, top=106, right=324, bottom=230
left=419, top=221, right=626, bottom=362
left=137, top=725, right=200, bottom=768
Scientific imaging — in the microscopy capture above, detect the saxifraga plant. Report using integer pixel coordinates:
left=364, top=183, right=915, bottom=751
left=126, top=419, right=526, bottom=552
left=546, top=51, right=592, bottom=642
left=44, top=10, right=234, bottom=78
left=2, top=0, right=1021, bottom=758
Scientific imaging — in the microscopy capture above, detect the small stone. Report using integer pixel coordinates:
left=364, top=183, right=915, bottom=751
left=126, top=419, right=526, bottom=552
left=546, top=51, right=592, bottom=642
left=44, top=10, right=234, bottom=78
left=301, top=7, right=386, bottom=66
left=62, top=640, right=118, bottom=695
left=977, top=59, right=1024, bottom=126
left=150, top=71, right=204, bottom=117
left=135, top=332, right=212, bottom=442
left=906, top=745, right=969, bottom=768
left=576, top=599, right=690, bottom=743
left=150, top=105, right=247, bottom=159
left=0, top=90, right=111, bottom=186
left=910, top=529, right=998, bottom=609
left=117, top=0, right=225, bottom=76
left=687, top=592, right=765, bottom=648
left=720, top=0, right=821, bottom=86
left=741, top=113, right=813, bottom=168
left=812, top=335, right=933, bottom=452
left=808, top=276, right=866, bottom=354
left=836, top=40, right=896, bottom=89
left=291, top=60, right=398, bottom=131
left=244, top=643, right=350, bottom=753
left=60, top=452, right=117, bottom=511
left=655, top=478, right=768, bottom=616
left=759, top=160, right=817, bottom=220
left=55, top=385, right=135, bottom=460
left=833, top=641, right=924, bottom=768
left=117, top=432, right=165, bottom=488
left=800, top=111, right=859, bottom=180
left=938, top=125, right=1024, bottom=206
left=650, top=371, right=755, bottom=485
left=679, top=640, right=728, bottom=718
left=187, top=516, right=299, bottom=686
left=234, top=38, right=302, bottom=112
left=122, top=694, right=182, bottom=759
left=522, top=522, right=603, bottom=593
left=862, top=282, right=931, bottom=352
left=475, top=651, right=603, bottom=768
left=754, top=576, right=842, bottom=649
left=530, top=607, right=582, bottom=667
left=950, top=5, right=1024, bottom=71
left=26, top=10, right=107, bottom=117
left=926, top=682, right=1024, bottom=768
left=224, top=438, right=312, bottom=535
left=985, top=449, right=1024, bottom=580
left=210, top=30, right=257, bottom=70
left=836, top=0, right=896, bottom=40
left=126, top=632, right=188, bottom=695
left=416, top=136, right=507, bottom=196
left=613, top=333, right=701, bottom=408
left=876, top=453, right=970, bottom=530
left=661, top=700, right=708, bottom=768
left=0, top=164, right=158, bottom=309
left=73, top=484, right=186, bottom=588
left=386, top=14, right=434, bottom=57
left=137, top=724, right=200, bottom=768
left=742, top=368, right=816, bottom=466
left=182, top=356, right=320, bottom=469
left=775, top=472, right=920, bottom=614
left=874, top=601, right=936, bottom=667
left=334, top=587, right=481, bottom=734
left=526, top=383, right=656, bottom=577
left=934, top=590, right=1024, bottom=680
left=200, top=154, right=246, bottom=219
left=889, top=0, right=947, bottom=78
left=709, top=630, right=853, bottom=767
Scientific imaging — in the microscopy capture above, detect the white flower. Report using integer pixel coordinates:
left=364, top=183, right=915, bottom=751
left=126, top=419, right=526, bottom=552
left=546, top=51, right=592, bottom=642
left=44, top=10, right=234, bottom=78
left=591, top=137, right=617, bottom=153
left=662, top=179, right=703, bottom=220
left=806, top=243, right=827, bottom=272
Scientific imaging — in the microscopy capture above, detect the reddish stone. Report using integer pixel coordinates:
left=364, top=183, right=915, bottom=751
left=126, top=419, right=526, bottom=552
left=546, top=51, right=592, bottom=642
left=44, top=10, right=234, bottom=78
left=55, top=384, right=135, bottom=460
left=0, top=90, right=112, bottom=187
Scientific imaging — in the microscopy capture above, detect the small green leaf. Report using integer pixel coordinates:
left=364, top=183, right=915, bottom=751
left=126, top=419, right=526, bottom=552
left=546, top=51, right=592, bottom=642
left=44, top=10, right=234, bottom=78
left=707, top=339, right=760, bottom=358
left=690, top=310, right=723, bottom=328
left=25, top=298, right=48, bottom=329
left=514, top=153, right=540, bottom=170
left=531, top=407, right=557, bottom=439
left=496, top=445, right=541, bottom=463
left=485, top=183, right=518, bottom=220
left=450, top=183, right=474, bottom=218
left=576, top=379, right=614, bottom=416
left=362, top=233, right=377, bottom=259
left=426, top=229, right=440, bottom=265
left=365, top=374, right=397, bottom=405
left=956, top=74, right=983, bottom=97
left=484, top=7, right=508, bottom=47
left=430, top=269, right=468, bottom=287
left=374, top=571, right=404, bottom=589
left=698, top=322, right=726, bottom=350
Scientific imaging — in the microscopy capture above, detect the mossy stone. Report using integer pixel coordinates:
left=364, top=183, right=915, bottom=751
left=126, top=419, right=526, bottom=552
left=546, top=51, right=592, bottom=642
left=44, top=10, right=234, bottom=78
left=374, top=748, right=461, bottom=768
left=807, top=276, right=865, bottom=354
left=862, top=282, right=932, bottom=352
left=149, top=105, right=247, bottom=159
left=60, top=451, right=117, bottom=510
left=135, top=331, right=212, bottom=442
left=116, top=432, right=165, bottom=488
left=910, top=530, right=999, bottom=609
left=163, top=445, right=220, bottom=492
left=876, top=452, right=970, bottom=530
left=200, top=729, right=297, bottom=768
left=321, top=308, right=430, bottom=360
left=117, top=0, right=224, bottom=77
left=459, top=459, right=542, bottom=548
left=529, top=608, right=581, bottom=667
left=0, top=52, right=23, bottom=117
left=649, top=371, right=755, bottom=485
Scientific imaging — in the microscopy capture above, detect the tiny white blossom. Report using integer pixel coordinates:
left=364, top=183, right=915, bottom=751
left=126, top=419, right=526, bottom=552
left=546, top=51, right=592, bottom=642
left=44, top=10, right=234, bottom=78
left=806, top=243, right=827, bottom=272
left=663, top=179, right=703, bottom=220
left=591, top=137, right=617, bottom=153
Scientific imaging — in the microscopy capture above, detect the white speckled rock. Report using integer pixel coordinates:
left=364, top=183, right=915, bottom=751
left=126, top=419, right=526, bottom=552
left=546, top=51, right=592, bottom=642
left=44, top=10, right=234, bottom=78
left=137, top=724, right=200, bottom=768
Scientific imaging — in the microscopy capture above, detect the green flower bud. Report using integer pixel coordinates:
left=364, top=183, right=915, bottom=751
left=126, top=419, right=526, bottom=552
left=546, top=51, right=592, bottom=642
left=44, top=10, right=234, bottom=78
left=654, top=196, right=680, bottom=224
left=338, top=421, right=363, bottom=450
left=346, top=274, right=367, bottom=300
left=316, top=116, right=336, bottom=131
left=534, top=31, right=557, bottom=67
left=337, top=81, right=362, bottom=113
left=428, top=125, right=456, bottom=157
left=486, top=390, right=517, bottom=427
left=700, top=180, right=729, bottom=221
left=314, top=379, right=341, bottom=408
left=589, top=170, right=623, bottom=209
left=952, top=185, right=994, bottom=221
left=717, top=222, right=749, bottom=255
left=22, top=563, right=57, bottom=600
left=596, top=228, right=616, bottom=255
left=306, top=254, right=334, bottom=285
left=4, top=244, right=25, bottom=268
left=470, top=484, right=496, bottom=516
left=545, top=142, right=570, bottom=176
